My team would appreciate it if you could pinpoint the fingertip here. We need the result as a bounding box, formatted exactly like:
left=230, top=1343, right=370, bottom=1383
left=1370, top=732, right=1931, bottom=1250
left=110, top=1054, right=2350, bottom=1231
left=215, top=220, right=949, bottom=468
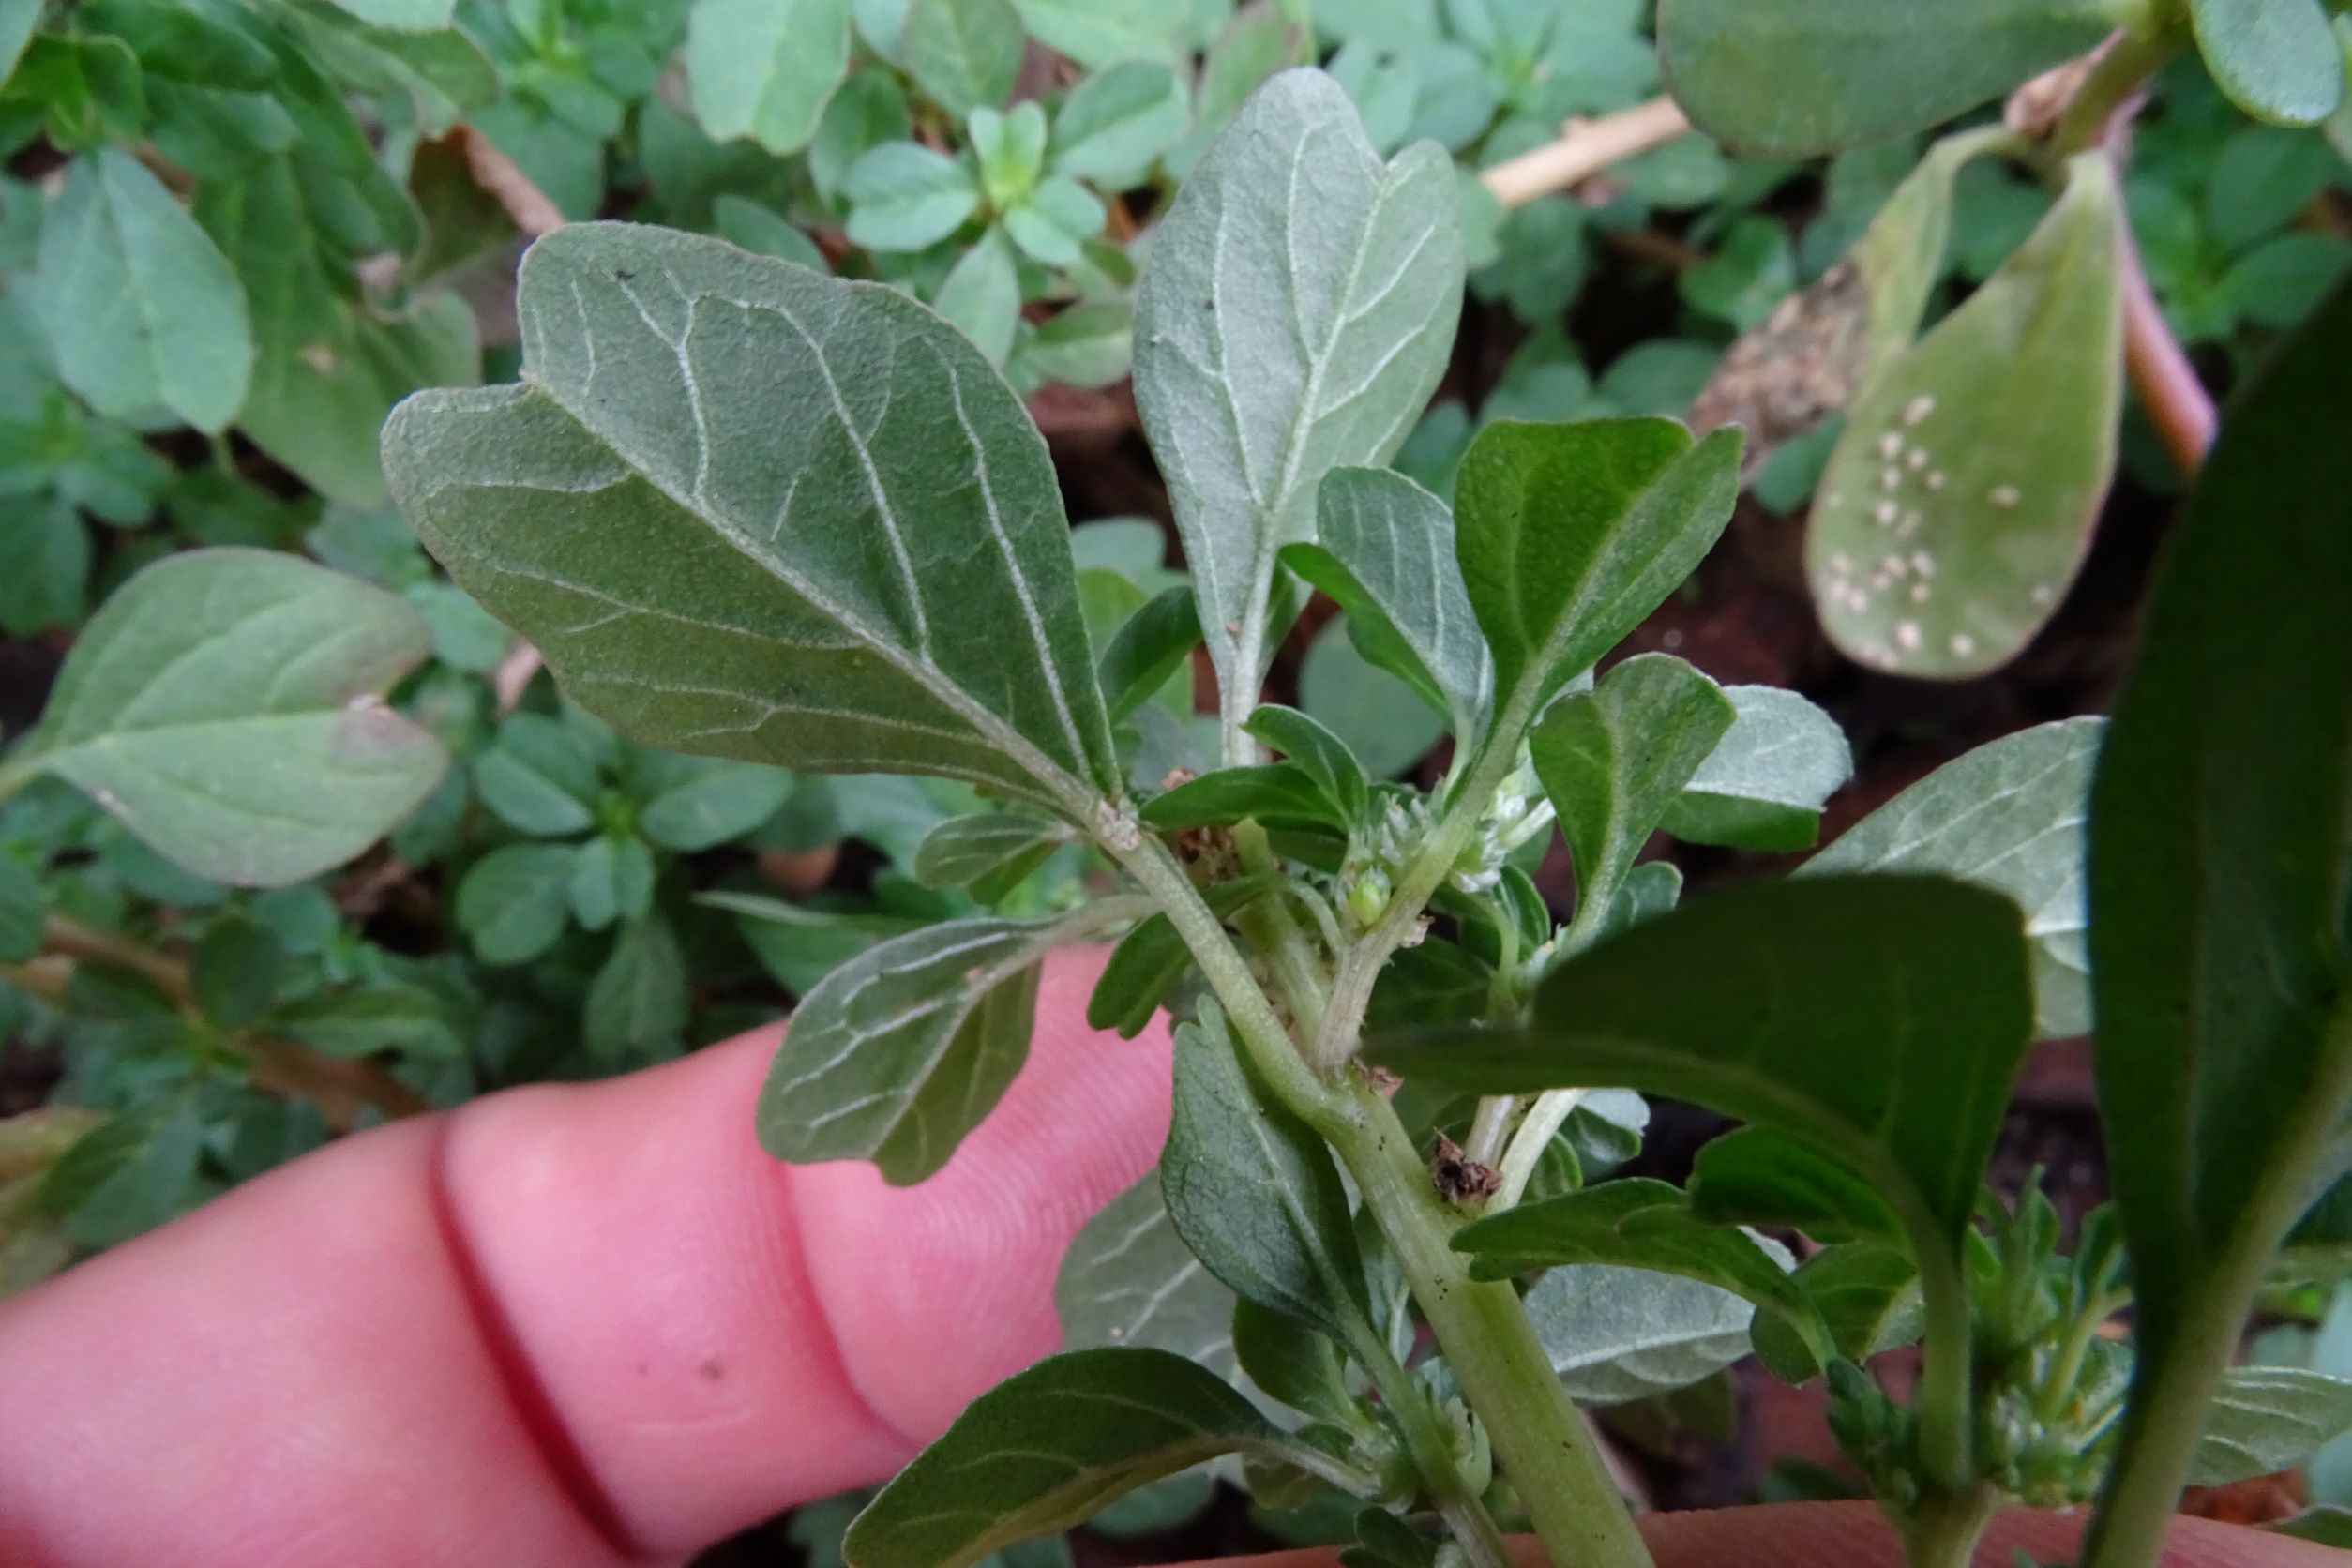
left=789, top=948, right=1175, bottom=1443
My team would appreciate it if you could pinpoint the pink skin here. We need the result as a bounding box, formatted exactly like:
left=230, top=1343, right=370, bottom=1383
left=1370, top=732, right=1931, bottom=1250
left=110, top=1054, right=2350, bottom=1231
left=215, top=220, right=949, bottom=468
left=0, top=952, right=2328, bottom=1568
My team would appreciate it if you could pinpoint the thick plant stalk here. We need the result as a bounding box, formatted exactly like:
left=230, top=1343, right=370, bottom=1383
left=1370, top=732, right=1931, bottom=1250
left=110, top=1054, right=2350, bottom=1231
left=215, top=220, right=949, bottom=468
left=2085, top=1003, right=2352, bottom=1568
left=1480, top=97, right=1693, bottom=208
left=1334, top=1079, right=1656, bottom=1568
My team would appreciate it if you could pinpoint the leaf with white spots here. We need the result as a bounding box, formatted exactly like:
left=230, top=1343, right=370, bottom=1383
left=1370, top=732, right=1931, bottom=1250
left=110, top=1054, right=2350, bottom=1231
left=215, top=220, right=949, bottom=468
left=755, top=912, right=1100, bottom=1184
left=1132, top=69, right=1464, bottom=749
left=1058, top=1169, right=1242, bottom=1379
left=383, top=224, right=1123, bottom=822
left=1661, top=686, right=1851, bottom=853
left=1805, top=154, right=2123, bottom=681
left=1806, top=717, right=2102, bottom=1038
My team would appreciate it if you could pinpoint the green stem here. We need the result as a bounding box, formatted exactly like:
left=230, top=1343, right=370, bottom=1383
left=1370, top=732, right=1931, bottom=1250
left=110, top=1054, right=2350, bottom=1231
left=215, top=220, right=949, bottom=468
left=1332, top=1078, right=1654, bottom=1568
left=2050, top=23, right=2184, bottom=158
left=1347, top=1323, right=1517, bottom=1568
left=2085, top=1002, right=2352, bottom=1568
left=1108, top=833, right=1343, bottom=1132
left=1462, top=1094, right=1519, bottom=1171
left=1493, top=1088, right=1587, bottom=1212
left=1315, top=723, right=1534, bottom=1070
left=1901, top=1485, right=2001, bottom=1568
left=1911, top=1220, right=1979, bottom=1495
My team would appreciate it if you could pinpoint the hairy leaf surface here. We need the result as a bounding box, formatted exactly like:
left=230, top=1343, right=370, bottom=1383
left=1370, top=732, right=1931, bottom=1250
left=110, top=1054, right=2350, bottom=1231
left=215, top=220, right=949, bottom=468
left=384, top=225, right=1120, bottom=819
left=1133, top=69, right=1462, bottom=718
left=1286, top=466, right=1492, bottom=739
left=1807, top=717, right=2100, bottom=1038
left=758, top=915, right=1083, bottom=1183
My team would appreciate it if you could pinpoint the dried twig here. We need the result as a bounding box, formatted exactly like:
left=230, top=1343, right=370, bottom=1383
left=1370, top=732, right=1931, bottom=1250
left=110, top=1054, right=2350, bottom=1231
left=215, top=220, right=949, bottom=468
left=29, top=915, right=430, bottom=1131
left=1479, top=96, right=1693, bottom=209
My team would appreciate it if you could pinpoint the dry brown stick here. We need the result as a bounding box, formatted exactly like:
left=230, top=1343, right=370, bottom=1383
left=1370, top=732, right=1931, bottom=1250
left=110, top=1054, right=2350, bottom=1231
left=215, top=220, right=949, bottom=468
left=1478, top=95, right=1693, bottom=208
left=30, top=915, right=431, bottom=1130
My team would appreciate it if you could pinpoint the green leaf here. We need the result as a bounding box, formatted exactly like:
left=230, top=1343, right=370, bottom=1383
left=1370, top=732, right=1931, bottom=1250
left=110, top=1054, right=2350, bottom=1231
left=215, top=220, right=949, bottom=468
left=1233, top=1297, right=1355, bottom=1424
left=810, top=68, right=912, bottom=204
left=2083, top=281, right=2352, bottom=1557
left=758, top=915, right=1079, bottom=1182
left=1455, top=1177, right=1829, bottom=1362
left=456, top=841, right=577, bottom=964
left=686, top=0, right=852, bottom=155
left=267, top=983, right=463, bottom=1059
left=190, top=915, right=283, bottom=1032
left=37, top=1100, right=203, bottom=1248
left=320, top=0, right=454, bottom=27
left=1659, top=686, right=1851, bottom=852
left=1284, top=466, right=1492, bottom=740
left=1026, top=301, right=1133, bottom=390
left=1003, top=176, right=1107, bottom=267
left=2269, top=1507, right=2352, bottom=1547
left=846, top=1347, right=1313, bottom=1568
left=475, top=714, right=601, bottom=837
left=384, top=225, right=1122, bottom=821
left=707, top=891, right=921, bottom=995
left=2190, top=1368, right=2352, bottom=1485
left=2193, top=0, right=2344, bottom=128
left=1805, top=717, right=2101, bottom=1039
left=712, top=196, right=828, bottom=271
left=585, top=915, right=689, bottom=1061
left=200, top=161, right=476, bottom=508
left=912, top=811, right=1065, bottom=892
left=1132, top=68, right=1463, bottom=721
left=1087, top=872, right=1284, bottom=1038
left=1524, top=1259, right=1761, bottom=1404
left=934, top=227, right=1020, bottom=367
left=1455, top=417, right=1743, bottom=736
left=1298, top=619, right=1448, bottom=782
left=1138, top=764, right=1352, bottom=836
left=1178, top=4, right=1313, bottom=172
left=1806, top=154, right=2124, bottom=680
left=0, top=855, right=39, bottom=963
left=1374, top=875, right=2035, bottom=1275
left=1244, top=705, right=1369, bottom=830
left=1012, top=0, right=1177, bottom=68
left=903, top=0, right=1025, bottom=116
left=1098, top=585, right=1200, bottom=723
left=1530, top=654, right=1733, bottom=917
left=0, top=0, right=36, bottom=82
left=0, top=497, right=90, bottom=637
left=1749, top=1240, right=1923, bottom=1383
left=1688, top=1124, right=1903, bottom=1244
left=1162, top=1002, right=1373, bottom=1344
left=1657, top=0, right=2117, bottom=158
left=972, top=103, right=1048, bottom=211
left=638, top=761, right=794, bottom=851
left=1058, top=1170, right=1242, bottom=1377
left=567, top=833, right=655, bottom=930
left=10, top=549, right=445, bottom=886
left=36, top=149, right=252, bottom=433
left=1052, top=61, right=1189, bottom=186
left=844, top=142, right=982, bottom=250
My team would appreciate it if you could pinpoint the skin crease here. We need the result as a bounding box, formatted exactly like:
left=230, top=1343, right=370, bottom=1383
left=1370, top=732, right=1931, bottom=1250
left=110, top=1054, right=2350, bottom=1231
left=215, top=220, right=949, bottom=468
left=0, top=951, right=2330, bottom=1568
